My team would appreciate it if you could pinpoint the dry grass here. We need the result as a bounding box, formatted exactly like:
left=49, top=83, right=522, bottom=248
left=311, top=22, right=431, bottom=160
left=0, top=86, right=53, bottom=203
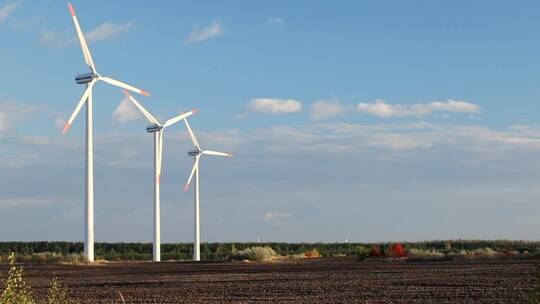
left=231, top=246, right=279, bottom=262
left=407, top=249, right=446, bottom=261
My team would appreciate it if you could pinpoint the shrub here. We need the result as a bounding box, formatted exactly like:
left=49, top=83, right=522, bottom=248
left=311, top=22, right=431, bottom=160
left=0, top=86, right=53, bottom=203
left=369, top=245, right=382, bottom=258
left=47, top=277, right=79, bottom=304
left=455, top=250, right=473, bottom=259
left=0, top=254, right=80, bottom=304
left=354, top=246, right=370, bottom=261
left=388, top=243, right=406, bottom=258
left=454, top=248, right=498, bottom=260
left=474, top=247, right=497, bottom=258
left=0, top=253, right=35, bottom=304
left=231, top=246, right=278, bottom=262
left=444, top=241, right=452, bottom=251
left=304, top=249, right=320, bottom=258
left=503, top=250, right=519, bottom=257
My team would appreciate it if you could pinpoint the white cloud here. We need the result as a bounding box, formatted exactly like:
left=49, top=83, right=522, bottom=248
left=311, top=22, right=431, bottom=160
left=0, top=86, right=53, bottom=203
left=20, top=135, right=52, bottom=145
left=264, top=211, right=292, bottom=220
left=86, top=22, right=134, bottom=43
left=3, top=121, right=540, bottom=241
left=0, top=112, right=7, bottom=134
left=40, top=21, right=134, bottom=48
left=0, top=198, right=53, bottom=207
left=267, top=17, right=284, bottom=25
left=508, top=125, right=530, bottom=131
left=233, top=112, right=248, bottom=120
left=429, top=100, right=480, bottom=113
left=113, top=98, right=141, bottom=123
left=184, top=20, right=224, bottom=44
left=357, top=99, right=480, bottom=118
left=0, top=101, right=38, bottom=135
left=10, top=14, right=38, bottom=30
left=0, top=3, right=17, bottom=23
left=39, top=28, right=72, bottom=48
left=233, top=121, right=540, bottom=156
left=248, top=98, right=302, bottom=114
left=310, top=100, right=345, bottom=120
left=55, top=117, right=66, bottom=131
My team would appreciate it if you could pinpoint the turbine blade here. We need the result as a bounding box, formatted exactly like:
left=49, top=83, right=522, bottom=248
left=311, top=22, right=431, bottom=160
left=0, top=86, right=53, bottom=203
left=68, top=3, right=96, bottom=72
left=184, top=155, right=200, bottom=192
left=100, top=76, right=150, bottom=96
left=63, top=81, right=95, bottom=134
left=163, top=109, right=198, bottom=128
left=183, top=118, right=201, bottom=150
left=202, top=150, right=233, bottom=157
left=121, top=90, right=159, bottom=124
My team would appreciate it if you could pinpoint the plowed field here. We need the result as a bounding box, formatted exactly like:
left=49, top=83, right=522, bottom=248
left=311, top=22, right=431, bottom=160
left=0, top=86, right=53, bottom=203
left=4, top=258, right=538, bottom=303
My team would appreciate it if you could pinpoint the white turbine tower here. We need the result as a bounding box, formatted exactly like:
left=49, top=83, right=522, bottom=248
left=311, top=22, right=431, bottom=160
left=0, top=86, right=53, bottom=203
left=122, top=90, right=198, bottom=262
left=183, top=117, right=232, bottom=261
left=63, top=3, right=150, bottom=262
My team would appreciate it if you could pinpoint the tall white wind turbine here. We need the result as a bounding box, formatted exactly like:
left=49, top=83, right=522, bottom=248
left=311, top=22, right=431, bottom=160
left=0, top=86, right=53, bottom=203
left=122, top=90, right=198, bottom=262
left=183, top=117, right=232, bottom=261
left=62, top=3, right=150, bottom=262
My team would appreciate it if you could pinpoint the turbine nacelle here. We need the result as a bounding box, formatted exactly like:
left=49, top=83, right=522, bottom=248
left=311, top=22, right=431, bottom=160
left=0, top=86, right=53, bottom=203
left=75, top=72, right=98, bottom=84
left=146, top=124, right=163, bottom=133
left=188, top=150, right=201, bottom=157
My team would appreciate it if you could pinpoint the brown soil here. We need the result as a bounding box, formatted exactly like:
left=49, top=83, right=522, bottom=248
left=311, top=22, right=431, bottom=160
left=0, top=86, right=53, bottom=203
left=3, top=258, right=538, bottom=303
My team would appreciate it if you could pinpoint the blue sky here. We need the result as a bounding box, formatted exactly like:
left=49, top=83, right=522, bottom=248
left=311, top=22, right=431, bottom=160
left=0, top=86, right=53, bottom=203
left=1, top=1, right=539, bottom=242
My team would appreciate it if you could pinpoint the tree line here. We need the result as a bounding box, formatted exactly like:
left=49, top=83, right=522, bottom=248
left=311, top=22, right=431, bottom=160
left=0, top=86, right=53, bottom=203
left=0, top=240, right=538, bottom=262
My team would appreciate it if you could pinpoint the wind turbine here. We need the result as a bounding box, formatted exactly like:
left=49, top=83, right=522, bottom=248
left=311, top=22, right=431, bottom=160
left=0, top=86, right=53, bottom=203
left=122, top=90, right=198, bottom=262
left=183, top=117, right=232, bottom=261
left=62, top=3, right=150, bottom=262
